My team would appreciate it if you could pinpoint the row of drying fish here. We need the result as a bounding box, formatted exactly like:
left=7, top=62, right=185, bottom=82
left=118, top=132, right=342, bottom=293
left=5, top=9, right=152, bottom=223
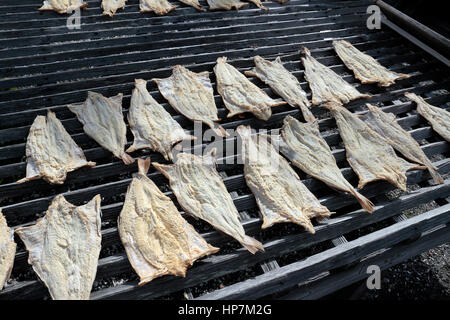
left=40, top=0, right=281, bottom=16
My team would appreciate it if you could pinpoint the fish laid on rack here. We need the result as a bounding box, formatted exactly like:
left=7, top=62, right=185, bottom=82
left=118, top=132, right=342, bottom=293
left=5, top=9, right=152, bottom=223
left=0, top=210, right=16, bottom=291
left=237, top=125, right=331, bottom=232
left=15, top=195, right=102, bottom=300
left=245, top=56, right=315, bottom=122
left=17, top=110, right=95, bottom=185
left=214, top=57, right=287, bottom=120
left=333, top=40, right=410, bottom=87
left=127, top=79, right=195, bottom=161
left=179, top=0, right=206, bottom=11
left=301, top=47, right=371, bottom=105
left=102, top=0, right=127, bottom=16
left=405, top=92, right=450, bottom=142
left=118, top=158, right=219, bottom=285
left=324, top=102, right=425, bottom=191
left=69, top=91, right=135, bottom=165
left=39, top=0, right=88, bottom=14
left=207, top=0, right=248, bottom=10
left=139, top=0, right=177, bottom=15
left=363, top=103, right=443, bottom=184
left=270, top=116, right=374, bottom=213
left=153, top=65, right=228, bottom=137
left=153, top=150, right=264, bottom=254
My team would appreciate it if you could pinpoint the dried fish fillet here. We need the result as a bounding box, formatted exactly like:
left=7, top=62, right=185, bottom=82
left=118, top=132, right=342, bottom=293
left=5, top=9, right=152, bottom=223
left=301, top=47, right=371, bottom=105
left=405, top=92, right=450, bottom=142
left=102, top=0, right=127, bottom=16
left=139, top=0, right=176, bottom=15
left=207, top=0, right=248, bottom=11
left=237, top=126, right=331, bottom=232
left=0, top=210, right=16, bottom=291
left=324, top=102, right=424, bottom=191
left=118, top=158, right=218, bottom=285
left=69, top=91, right=135, bottom=165
left=127, top=79, right=195, bottom=161
left=245, top=56, right=315, bottom=122
left=15, top=195, right=102, bottom=300
left=333, top=40, right=410, bottom=87
left=39, top=0, right=87, bottom=13
left=153, top=65, right=228, bottom=137
left=270, top=116, right=374, bottom=212
left=363, top=103, right=443, bottom=185
left=153, top=150, right=264, bottom=254
left=179, top=0, right=206, bottom=11
left=17, top=110, right=95, bottom=185
left=215, top=57, right=287, bottom=120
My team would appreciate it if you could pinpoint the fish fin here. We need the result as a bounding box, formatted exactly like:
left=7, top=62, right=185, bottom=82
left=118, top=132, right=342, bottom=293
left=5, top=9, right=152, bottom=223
left=244, top=69, right=257, bottom=77
left=350, top=189, right=374, bottom=213
left=152, top=162, right=175, bottom=179
left=240, top=235, right=264, bottom=254
left=427, top=165, right=444, bottom=184
left=121, top=153, right=135, bottom=165
left=137, top=157, right=151, bottom=176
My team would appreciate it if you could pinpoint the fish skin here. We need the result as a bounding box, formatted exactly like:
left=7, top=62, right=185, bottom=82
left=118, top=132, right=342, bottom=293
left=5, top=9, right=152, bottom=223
left=15, top=195, right=102, bottom=300
left=17, top=110, right=95, bottom=185
left=405, top=92, right=450, bottom=143
left=237, top=125, right=331, bottom=232
left=153, top=150, right=264, bottom=254
left=102, top=0, right=127, bottom=16
left=153, top=65, right=228, bottom=137
left=178, top=0, right=206, bottom=11
left=127, top=79, right=195, bottom=161
left=324, top=102, right=425, bottom=191
left=206, top=0, right=248, bottom=10
left=270, top=116, right=374, bottom=213
left=363, top=103, right=443, bottom=185
left=118, top=158, right=219, bottom=285
left=139, top=0, right=177, bottom=15
left=300, top=46, right=372, bottom=106
left=214, top=57, right=287, bottom=121
left=333, top=40, right=410, bottom=87
left=245, top=56, right=315, bottom=122
left=39, top=0, right=88, bottom=14
left=0, top=210, right=16, bottom=291
left=69, top=91, right=135, bottom=165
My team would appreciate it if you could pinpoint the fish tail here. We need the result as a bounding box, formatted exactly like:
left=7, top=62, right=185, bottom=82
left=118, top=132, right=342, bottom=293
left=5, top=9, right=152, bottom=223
left=240, top=235, right=264, bottom=254
left=427, top=165, right=444, bottom=184
left=121, top=152, right=135, bottom=165
left=350, top=189, right=374, bottom=213
left=137, top=157, right=151, bottom=176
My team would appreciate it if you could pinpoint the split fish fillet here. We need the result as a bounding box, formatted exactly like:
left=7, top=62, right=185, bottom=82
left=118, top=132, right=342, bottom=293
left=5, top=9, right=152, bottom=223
left=179, top=0, right=206, bottom=11
left=324, top=102, right=424, bottom=191
left=15, top=195, right=102, bottom=300
left=102, top=0, right=127, bottom=16
left=333, top=40, right=410, bottom=87
left=17, top=110, right=95, bottom=185
left=127, top=79, right=195, bottom=161
left=301, top=47, right=372, bottom=105
left=153, top=65, right=228, bottom=137
left=245, top=56, right=315, bottom=122
left=214, top=57, right=287, bottom=120
left=207, top=0, right=248, bottom=11
left=39, top=0, right=88, bottom=14
left=118, top=158, right=219, bottom=285
left=237, top=125, right=331, bottom=232
left=0, top=210, right=16, bottom=291
left=270, top=116, right=374, bottom=213
left=139, top=0, right=176, bottom=15
left=405, top=92, right=450, bottom=142
left=69, top=91, right=135, bottom=165
left=363, top=103, right=443, bottom=184
left=153, top=150, right=264, bottom=254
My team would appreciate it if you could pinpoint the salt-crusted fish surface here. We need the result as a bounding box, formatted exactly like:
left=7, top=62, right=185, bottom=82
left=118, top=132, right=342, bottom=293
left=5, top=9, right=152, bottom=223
left=102, top=0, right=127, bottom=16
left=118, top=158, right=219, bottom=285
left=139, top=0, right=176, bottom=15
left=69, top=91, right=135, bottom=165
left=39, top=0, right=88, bottom=14
left=15, top=195, right=102, bottom=300
left=207, top=0, right=248, bottom=10
left=245, top=56, right=315, bottom=122
left=301, top=47, right=371, bottom=105
left=363, top=103, right=443, bottom=185
left=324, top=102, right=424, bottom=191
left=153, top=150, right=264, bottom=254
left=179, top=0, right=206, bottom=11
left=0, top=210, right=16, bottom=291
left=333, top=40, right=410, bottom=87
left=237, top=126, right=331, bottom=232
left=153, top=65, right=228, bottom=137
left=17, top=110, right=95, bottom=185
left=214, top=57, right=287, bottom=120
left=127, top=79, right=195, bottom=161
left=270, top=116, right=374, bottom=213
left=405, top=92, right=450, bottom=142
